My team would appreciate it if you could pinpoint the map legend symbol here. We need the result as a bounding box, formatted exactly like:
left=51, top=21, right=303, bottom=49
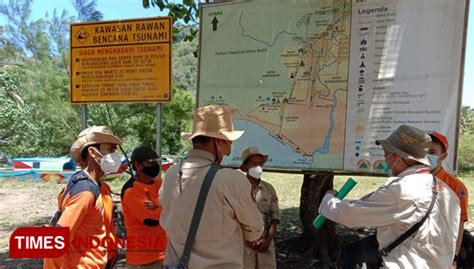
left=212, top=17, right=219, bottom=31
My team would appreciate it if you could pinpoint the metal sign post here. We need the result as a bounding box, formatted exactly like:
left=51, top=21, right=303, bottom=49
left=80, top=105, right=88, bottom=130
left=156, top=104, right=162, bottom=176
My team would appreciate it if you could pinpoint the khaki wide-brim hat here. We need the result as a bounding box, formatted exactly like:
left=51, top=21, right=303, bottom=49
left=181, top=105, right=244, bottom=141
left=375, top=124, right=431, bottom=166
left=70, top=125, right=123, bottom=161
left=241, top=147, right=268, bottom=164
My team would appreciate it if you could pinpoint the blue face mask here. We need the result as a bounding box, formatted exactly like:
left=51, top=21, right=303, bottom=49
left=426, top=154, right=439, bottom=169
left=381, top=161, right=393, bottom=177
left=382, top=152, right=398, bottom=177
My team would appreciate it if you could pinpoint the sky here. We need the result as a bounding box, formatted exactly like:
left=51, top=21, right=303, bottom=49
left=463, top=1, right=474, bottom=108
left=35, top=0, right=163, bottom=20
left=0, top=0, right=473, bottom=108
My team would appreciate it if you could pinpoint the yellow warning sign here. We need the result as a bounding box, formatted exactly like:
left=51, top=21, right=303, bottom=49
left=70, top=17, right=172, bottom=104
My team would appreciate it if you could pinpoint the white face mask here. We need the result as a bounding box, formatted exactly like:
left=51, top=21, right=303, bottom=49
left=99, top=152, right=122, bottom=174
left=248, top=166, right=263, bottom=179
left=215, top=140, right=231, bottom=165
left=219, top=155, right=227, bottom=165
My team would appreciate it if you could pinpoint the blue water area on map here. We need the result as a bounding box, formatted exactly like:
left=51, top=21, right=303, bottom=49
left=313, top=89, right=343, bottom=155
left=224, top=119, right=311, bottom=169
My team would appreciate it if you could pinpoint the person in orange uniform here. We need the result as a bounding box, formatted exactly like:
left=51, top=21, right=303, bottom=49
left=44, top=126, right=123, bottom=268
left=427, top=131, right=469, bottom=267
left=121, top=146, right=167, bottom=268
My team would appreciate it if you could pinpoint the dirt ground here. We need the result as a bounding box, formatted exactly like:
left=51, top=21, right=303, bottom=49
left=0, top=181, right=327, bottom=268
left=0, top=184, right=63, bottom=251
left=0, top=182, right=60, bottom=268
left=0, top=183, right=309, bottom=268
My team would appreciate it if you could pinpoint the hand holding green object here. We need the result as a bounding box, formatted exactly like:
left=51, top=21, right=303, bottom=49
left=312, top=178, right=358, bottom=229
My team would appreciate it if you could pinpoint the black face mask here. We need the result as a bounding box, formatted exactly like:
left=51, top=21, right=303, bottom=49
left=142, top=163, right=161, bottom=178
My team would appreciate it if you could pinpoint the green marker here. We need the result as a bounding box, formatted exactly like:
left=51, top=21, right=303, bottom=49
left=313, top=177, right=357, bottom=229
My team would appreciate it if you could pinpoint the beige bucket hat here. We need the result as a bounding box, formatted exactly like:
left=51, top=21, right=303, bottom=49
left=375, top=125, right=431, bottom=166
left=241, top=147, right=268, bottom=164
left=70, top=125, right=123, bottom=161
left=181, top=105, right=244, bottom=141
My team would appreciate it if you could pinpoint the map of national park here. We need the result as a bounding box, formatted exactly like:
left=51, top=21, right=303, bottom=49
left=199, top=0, right=351, bottom=169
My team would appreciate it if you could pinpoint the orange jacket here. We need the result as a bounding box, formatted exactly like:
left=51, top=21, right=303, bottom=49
left=121, top=177, right=166, bottom=265
left=44, top=171, right=118, bottom=268
left=435, top=168, right=469, bottom=222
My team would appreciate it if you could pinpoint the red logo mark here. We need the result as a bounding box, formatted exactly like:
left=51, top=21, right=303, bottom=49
left=9, top=227, right=69, bottom=258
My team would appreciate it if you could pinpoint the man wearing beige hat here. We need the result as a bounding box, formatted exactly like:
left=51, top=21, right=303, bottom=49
left=160, top=105, right=264, bottom=269
left=240, top=147, right=280, bottom=269
left=44, top=126, right=123, bottom=269
left=318, top=125, right=460, bottom=269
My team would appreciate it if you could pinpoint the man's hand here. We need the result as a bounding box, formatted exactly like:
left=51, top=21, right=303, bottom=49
left=246, top=239, right=263, bottom=250
left=245, top=240, right=256, bottom=249
left=257, top=238, right=271, bottom=252
left=451, top=255, right=458, bottom=269
left=144, top=200, right=158, bottom=210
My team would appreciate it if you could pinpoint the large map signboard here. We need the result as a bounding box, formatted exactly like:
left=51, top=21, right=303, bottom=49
left=70, top=17, right=172, bottom=104
left=198, top=0, right=467, bottom=173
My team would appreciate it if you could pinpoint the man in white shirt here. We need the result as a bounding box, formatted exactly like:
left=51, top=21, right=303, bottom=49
left=319, top=125, right=460, bottom=269
left=160, top=105, right=263, bottom=269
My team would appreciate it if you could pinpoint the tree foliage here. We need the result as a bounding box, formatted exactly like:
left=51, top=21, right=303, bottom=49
left=458, top=133, right=474, bottom=172
left=83, top=88, right=194, bottom=155
left=0, top=0, right=197, bottom=157
left=458, top=106, right=474, bottom=172
left=460, top=106, right=474, bottom=136
left=0, top=0, right=51, bottom=62
left=72, top=0, right=103, bottom=22
left=173, top=27, right=198, bottom=91
left=142, top=0, right=199, bottom=42
left=0, top=95, right=41, bottom=155
left=46, top=8, right=74, bottom=75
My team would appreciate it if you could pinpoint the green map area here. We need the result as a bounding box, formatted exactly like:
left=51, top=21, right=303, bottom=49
left=199, top=0, right=351, bottom=170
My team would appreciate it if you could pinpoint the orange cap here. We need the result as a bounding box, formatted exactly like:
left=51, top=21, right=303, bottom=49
left=429, top=131, right=449, bottom=152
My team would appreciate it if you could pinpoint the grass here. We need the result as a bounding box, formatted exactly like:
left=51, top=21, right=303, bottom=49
left=1, top=169, right=472, bottom=226
left=0, top=220, right=9, bottom=228
left=261, top=172, right=384, bottom=209
left=0, top=177, right=65, bottom=193
left=0, top=177, right=38, bottom=188
left=107, top=170, right=473, bottom=224
left=106, top=173, right=131, bottom=194
left=263, top=172, right=303, bottom=209
left=460, top=174, right=474, bottom=223
left=263, top=172, right=474, bottom=228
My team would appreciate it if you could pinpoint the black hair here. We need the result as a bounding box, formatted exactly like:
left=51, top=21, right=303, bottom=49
left=80, top=144, right=100, bottom=161
left=191, top=136, right=213, bottom=145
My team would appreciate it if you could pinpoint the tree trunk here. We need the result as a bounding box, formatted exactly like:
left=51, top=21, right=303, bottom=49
left=298, top=171, right=339, bottom=268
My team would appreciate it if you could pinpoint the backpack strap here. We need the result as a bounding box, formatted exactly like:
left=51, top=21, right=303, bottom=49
left=50, top=171, right=99, bottom=226
left=178, top=164, right=220, bottom=268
